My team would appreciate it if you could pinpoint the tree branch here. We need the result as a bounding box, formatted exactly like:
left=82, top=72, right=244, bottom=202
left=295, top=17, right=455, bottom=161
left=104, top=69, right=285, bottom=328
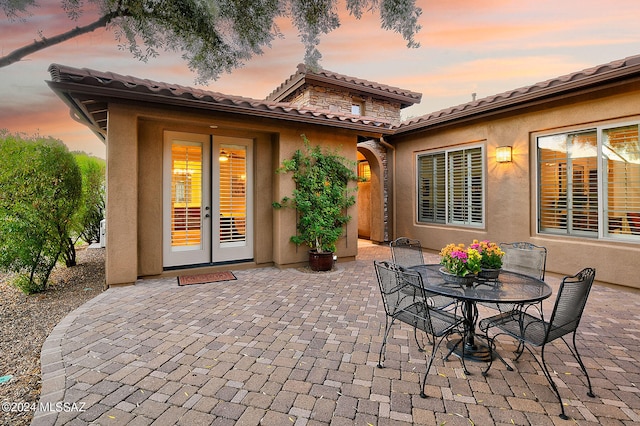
left=0, top=13, right=117, bottom=68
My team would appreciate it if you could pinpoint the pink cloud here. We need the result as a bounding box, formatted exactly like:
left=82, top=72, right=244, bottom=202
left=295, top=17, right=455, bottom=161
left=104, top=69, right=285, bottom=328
left=3, top=0, right=640, bottom=159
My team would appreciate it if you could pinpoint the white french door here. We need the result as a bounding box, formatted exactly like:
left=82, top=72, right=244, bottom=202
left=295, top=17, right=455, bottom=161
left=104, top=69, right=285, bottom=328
left=213, top=136, right=253, bottom=262
left=163, top=131, right=253, bottom=268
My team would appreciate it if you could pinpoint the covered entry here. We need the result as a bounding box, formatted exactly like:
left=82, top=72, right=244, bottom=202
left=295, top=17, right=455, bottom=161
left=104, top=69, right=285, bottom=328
left=357, top=140, right=388, bottom=243
left=163, top=131, right=253, bottom=268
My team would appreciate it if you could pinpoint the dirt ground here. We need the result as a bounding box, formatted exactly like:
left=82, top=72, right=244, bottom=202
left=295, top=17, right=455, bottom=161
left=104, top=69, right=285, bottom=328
left=0, top=247, right=105, bottom=426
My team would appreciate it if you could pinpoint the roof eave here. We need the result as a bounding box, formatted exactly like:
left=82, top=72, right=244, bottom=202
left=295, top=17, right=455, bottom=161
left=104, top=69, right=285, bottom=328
left=46, top=80, right=395, bottom=136
left=47, top=81, right=107, bottom=142
left=265, top=73, right=305, bottom=102
left=396, top=63, right=640, bottom=135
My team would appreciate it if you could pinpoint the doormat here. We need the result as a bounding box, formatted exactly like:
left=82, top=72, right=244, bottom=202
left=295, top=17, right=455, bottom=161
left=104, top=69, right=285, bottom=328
left=177, top=271, right=236, bottom=286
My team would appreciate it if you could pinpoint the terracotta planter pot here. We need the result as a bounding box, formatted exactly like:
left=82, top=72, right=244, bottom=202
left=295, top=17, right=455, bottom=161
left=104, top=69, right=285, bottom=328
left=309, top=250, right=334, bottom=271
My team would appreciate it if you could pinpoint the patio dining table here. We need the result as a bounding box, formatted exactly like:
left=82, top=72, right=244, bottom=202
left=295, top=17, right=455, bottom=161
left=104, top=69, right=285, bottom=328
left=409, top=264, right=552, bottom=363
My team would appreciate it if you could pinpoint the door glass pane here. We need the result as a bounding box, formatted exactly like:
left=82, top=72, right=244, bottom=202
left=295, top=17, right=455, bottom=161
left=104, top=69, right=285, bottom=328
left=219, top=145, right=247, bottom=244
left=171, top=142, right=203, bottom=250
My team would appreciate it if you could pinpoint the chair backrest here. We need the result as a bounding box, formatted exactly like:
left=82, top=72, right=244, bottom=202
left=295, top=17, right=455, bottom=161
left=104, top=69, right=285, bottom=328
left=390, top=237, right=424, bottom=268
left=374, top=260, right=412, bottom=317
left=545, top=267, right=596, bottom=343
left=374, top=261, right=436, bottom=334
left=499, top=242, right=547, bottom=280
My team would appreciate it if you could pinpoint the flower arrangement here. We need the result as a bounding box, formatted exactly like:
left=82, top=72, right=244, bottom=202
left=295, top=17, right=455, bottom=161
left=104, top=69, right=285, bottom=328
left=439, top=243, right=482, bottom=277
left=469, top=240, right=505, bottom=269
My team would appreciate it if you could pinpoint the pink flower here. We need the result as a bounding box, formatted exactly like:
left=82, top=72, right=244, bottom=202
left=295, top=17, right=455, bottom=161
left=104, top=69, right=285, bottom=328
left=451, top=250, right=468, bottom=262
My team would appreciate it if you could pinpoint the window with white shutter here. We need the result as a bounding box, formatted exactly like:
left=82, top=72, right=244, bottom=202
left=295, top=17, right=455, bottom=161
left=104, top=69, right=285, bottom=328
left=417, top=146, right=484, bottom=226
left=537, top=122, right=640, bottom=240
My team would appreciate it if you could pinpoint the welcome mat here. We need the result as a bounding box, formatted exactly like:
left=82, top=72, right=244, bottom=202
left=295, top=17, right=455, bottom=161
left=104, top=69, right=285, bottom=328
left=177, top=271, right=236, bottom=286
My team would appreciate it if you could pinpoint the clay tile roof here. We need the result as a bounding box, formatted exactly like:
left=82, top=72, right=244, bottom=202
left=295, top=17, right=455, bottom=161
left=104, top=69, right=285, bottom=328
left=266, top=63, right=422, bottom=108
left=47, top=64, right=395, bottom=138
left=397, top=54, right=640, bottom=133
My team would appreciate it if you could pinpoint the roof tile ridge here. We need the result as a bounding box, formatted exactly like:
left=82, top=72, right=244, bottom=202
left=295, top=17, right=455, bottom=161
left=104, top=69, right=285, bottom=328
left=398, top=53, right=640, bottom=129
left=307, top=66, right=422, bottom=99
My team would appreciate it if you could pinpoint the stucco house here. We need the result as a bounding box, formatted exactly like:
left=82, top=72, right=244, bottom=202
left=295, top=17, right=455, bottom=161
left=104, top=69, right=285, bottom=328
left=47, top=55, right=640, bottom=289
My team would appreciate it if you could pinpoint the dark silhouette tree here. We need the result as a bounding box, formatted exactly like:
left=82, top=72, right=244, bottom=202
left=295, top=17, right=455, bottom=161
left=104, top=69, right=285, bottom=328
left=1, top=0, right=421, bottom=82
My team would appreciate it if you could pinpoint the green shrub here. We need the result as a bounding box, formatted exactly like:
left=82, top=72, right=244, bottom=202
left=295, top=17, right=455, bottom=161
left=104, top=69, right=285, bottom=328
left=73, top=153, right=105, bottom=244
left=0, top=130, right=81, bottom=294
left=273, top=135, right=359, bottom=253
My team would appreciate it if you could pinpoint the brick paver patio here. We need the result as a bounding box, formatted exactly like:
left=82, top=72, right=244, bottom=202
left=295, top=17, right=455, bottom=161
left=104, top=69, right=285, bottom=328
left=33, top=242, right=640, bottom=425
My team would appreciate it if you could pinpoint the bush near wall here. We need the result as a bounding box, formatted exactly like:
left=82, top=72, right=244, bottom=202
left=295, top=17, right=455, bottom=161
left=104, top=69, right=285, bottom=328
left=0, top=130, right=81, bottom=294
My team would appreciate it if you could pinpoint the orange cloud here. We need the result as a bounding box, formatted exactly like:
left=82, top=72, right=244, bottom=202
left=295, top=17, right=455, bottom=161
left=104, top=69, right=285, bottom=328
left=1, top=104, right=105, bottom=157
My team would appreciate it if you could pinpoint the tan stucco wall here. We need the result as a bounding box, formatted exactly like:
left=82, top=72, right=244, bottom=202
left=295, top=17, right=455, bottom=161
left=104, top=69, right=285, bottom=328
left=105, top=104, right=139, bottom=285
left=391, top=84, right=640, bottom=289
left=358, top=181, right=371, bottom=238
left=104, top=103, right=361, bottom=286
left=271, top=127, right=359, bottom=267
left=136, top=115, right=278, bottom=277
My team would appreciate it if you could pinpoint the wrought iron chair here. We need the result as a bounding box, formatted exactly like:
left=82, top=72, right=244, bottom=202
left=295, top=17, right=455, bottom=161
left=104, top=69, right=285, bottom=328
left=374, top=260, right=467, bottom=398
left=476, top=242, right=547, bottom=369
left=500, top=241, right=547, bottom=280
left=478, top=242, right=548, bottom=313
left=390, top=237, right=457, bottom=311
left=480, top=267, right=596, bottom=420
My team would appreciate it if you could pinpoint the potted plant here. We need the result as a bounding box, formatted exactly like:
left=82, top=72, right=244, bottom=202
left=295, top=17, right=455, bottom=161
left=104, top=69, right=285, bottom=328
left=439, top=243, right=482, bottom=285
left=273, top=135, right=359, bottom=271
left=470, top=239, right=505, bottom=279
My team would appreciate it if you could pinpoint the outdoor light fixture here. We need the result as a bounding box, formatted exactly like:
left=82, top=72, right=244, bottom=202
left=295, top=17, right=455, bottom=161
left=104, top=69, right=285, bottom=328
left=496, top=146, right=512, bottom=163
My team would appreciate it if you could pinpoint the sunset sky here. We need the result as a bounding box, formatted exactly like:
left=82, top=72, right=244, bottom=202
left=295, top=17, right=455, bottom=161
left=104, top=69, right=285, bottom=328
left=1, top=0, right=639, bottom=159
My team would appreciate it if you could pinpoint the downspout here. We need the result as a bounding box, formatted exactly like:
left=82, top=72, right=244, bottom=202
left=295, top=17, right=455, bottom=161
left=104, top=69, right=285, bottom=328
left=378, top=136, right=396, bottom=241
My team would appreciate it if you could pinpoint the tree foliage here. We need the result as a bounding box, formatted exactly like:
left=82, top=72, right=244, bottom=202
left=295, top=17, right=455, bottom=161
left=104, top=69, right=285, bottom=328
left=273, top=135, right=359, bottom=253
left=72, top=153, right=105, bottom=245
left=0, top=130, right=82, bottom=294
left=1, top=0, right=422, bottom=82
left=60, top=152, right=105, bottom=267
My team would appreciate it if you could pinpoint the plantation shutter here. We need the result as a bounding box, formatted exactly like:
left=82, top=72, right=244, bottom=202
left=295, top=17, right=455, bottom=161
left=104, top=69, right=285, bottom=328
left=219, top=145, right=247, bottom=244
left=538, top=134, right=568, bottom=232
left=538, top=130, right=597, bottom=235
left=447, top=147, right=483, bottom=226
left=603, top=124, right=640, bottom=235
left=170, top=142, right=203, bottom=248
left=568, top=133, right=598, bottom=234
left=417, top=153, right=446, bottom=223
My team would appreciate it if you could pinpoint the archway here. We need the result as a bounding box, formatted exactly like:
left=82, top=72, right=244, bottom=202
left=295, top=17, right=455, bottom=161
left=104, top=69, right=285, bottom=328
left=357, top=141, right=388, bottom=243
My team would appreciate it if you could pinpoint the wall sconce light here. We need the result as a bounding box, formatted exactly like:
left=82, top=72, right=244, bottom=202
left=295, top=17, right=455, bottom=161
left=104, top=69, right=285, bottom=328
left=496, top=146, right=512, bottom=163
